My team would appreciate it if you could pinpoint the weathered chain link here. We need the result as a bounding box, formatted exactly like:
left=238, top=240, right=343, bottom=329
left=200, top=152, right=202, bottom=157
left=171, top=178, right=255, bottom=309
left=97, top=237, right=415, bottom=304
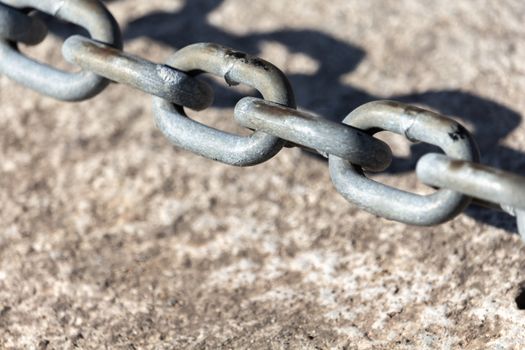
left=329, top=100, right=480, bottom=226
left=0, top=0, right=122, bottom=101
left=62, top=35, right=214, bottom=111
left=234, top=97, right=392, bottom=172
left=152, top=42, right=296, bottom=166
left=1, top=0, right=524, bottom=238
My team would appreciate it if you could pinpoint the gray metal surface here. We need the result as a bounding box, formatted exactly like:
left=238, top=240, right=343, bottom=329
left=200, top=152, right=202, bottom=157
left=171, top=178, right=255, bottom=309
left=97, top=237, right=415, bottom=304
left=234, top=97, right=392, bottom=172
left=0, top=0, right=524, bottom=238
left=152, top=43, right=296, bottom=167
left=329, top=100, right=480, bottom=226
left=416, top=152, right=525, bottom=235
left=416, top=153, right=525, bottom=211
left=0, top=0, right=122, bottom=101
left=63, top=35, right=213, bottom=111
left=0, top=3, right=47, bottom=45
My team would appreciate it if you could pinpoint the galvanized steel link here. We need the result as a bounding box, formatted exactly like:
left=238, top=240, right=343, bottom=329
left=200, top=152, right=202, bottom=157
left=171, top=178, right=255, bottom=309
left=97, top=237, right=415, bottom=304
left=234, top=97, right=392, bottom=172
left=152, top=43, right=296, bottom=167
left=0, top=0, right=122, bottom=101
left=416, top=153, right=525, bottom=237
left=62, top=35, right=214, bottom=111
left=416, top=153, right=525, bottom=212
left=329, top=100, right=480, bottom=226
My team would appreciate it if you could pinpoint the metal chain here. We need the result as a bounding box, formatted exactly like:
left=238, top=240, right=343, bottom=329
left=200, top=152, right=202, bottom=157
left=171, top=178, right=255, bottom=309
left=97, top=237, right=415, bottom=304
left=1, top=0, right=524, bottom=238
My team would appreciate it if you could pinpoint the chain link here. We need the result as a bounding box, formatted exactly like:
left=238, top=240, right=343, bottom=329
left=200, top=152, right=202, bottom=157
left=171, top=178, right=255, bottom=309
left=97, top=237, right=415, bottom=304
left=234, top=97, right=392, bottom=172
left=152, top=42, right=296, bottom=166
left=1, top=0, right=524, bottom=238
left=416, top=153, right=525, bottom=213
left=0, top=0, right=122, bottom=101
left=0, top=3, right=47, bottom=45
left=62, top=35, right=214, bottom=110
left=329, top=100, right=480, bottom=226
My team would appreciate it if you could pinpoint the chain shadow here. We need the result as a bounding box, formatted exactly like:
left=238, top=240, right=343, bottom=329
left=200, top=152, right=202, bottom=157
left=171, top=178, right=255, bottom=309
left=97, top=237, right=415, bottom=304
left=46, top=0, right=524, bottom=232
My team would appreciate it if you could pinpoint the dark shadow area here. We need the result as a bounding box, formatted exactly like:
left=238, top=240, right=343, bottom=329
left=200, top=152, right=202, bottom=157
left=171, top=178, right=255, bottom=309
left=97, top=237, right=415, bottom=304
left=516, top=283, right=525, bottom=310
left=32, top=13, right=89, bottom=38
left=43, top=0, right=524, bottom=232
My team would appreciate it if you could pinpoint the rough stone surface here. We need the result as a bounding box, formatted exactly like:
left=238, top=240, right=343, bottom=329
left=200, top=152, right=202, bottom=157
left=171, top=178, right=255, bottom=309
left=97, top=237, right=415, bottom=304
left=1, top=0, right=525, bottom=349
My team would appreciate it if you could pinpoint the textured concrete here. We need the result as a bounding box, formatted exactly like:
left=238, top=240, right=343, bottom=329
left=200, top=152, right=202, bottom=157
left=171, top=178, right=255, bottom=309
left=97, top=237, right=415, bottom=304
left=1, top=0, right=525, bottom=348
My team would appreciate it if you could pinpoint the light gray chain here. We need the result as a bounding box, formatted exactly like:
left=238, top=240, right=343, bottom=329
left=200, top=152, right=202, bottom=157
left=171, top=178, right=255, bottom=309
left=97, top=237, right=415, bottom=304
left=1, top=0, right=524, bottom=238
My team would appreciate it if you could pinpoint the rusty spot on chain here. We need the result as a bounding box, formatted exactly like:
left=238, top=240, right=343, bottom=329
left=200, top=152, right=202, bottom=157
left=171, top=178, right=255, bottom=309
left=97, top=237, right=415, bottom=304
left=249, top=100, right=309, bottom=121
left=225, top=50, right=247, bottom=60
left=447, top=158, right=503, bottom=176
left=255, top=101, right=291, bottom=117
left=81, top=41, right=119, bottom=60
left=381, top=100, right=404, bottom=109
left=403, top=104, right=426, bottom=116
left=78, top=0, right=101, bottom=14
left=447, top=158, right=465, bottom=171
left=250, top=58, right=270, bottom=71
left=381, top=101, right=429, bottom=118
left=225, top=49, right=270, bottom=71
left=380, top=100, right=425, bottom=116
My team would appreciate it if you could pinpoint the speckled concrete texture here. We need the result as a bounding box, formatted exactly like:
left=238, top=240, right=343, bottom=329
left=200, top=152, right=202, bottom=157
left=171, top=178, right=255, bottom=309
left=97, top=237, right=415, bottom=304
left=1, top=0, right=525, bottom=349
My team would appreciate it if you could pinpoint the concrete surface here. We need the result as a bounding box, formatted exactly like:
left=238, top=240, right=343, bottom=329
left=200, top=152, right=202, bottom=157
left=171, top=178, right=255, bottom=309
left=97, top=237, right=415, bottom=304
left=1, top=0, right=525, bottom=348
